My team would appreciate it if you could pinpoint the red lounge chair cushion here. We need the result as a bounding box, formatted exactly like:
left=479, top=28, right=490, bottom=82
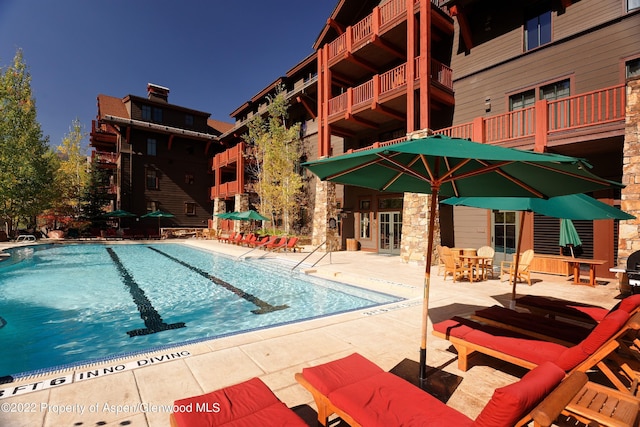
left=329, top=371, right=475, bottom=427
left=619, top=294, right=640, bottom=314
left=433, top=317, right=568, bottom=365
left=171, top=377, right=305, bottom=427
left=555, top=309, right=630, bottom=371
left=473, top=361, right=565, bottom=427
left=301, top=353, right=384, bottom=396
left=517, top=295, right=609, bottom=322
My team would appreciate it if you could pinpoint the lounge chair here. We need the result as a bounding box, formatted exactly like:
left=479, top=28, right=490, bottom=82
left=432, top=310, right=640, bottom=393
left=516, top=294, right=619, bottom=324
left=249, top=235, right=273, bottom=248
left=238, top=233, right=255, bottom=246
left=471, top=295, right=640, bottom=345
left=531, top=370, right=639, bottom=427
left=266, top=237, right=288, bottom=251
left=501, top=249, right=535, bottom=286
left=278, top=236, right=299, bottom=252
left=295, top=352, right=565, bottom=427
left=231, top=233, right=244, bottom=245
left=218, top=231, right=235, bottom=244
left=169, top=377, right=306, bottom=427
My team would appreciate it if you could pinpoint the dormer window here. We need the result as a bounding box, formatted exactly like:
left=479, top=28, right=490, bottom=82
left=185, top=114, right=194, bottom=126
left=152, top=107, right=163, bottom=123
left=142, top=105, right=152, bottom=120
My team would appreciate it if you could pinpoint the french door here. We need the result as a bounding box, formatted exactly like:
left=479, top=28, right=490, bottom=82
left=379, top=211, right=402, bottom=255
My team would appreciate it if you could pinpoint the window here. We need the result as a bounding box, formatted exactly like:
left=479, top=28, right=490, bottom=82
left=185, top=174, right=194, bottom=184
left=146, top=169, right=158, bottom=190
left=185, top=114, right=194, bottom=126
left=185, top=202, right=196, bottom=216
left=152, top=107, right=163, bottom=123
left=540, top=79, right=570, bottom=101
left=627, top=58, right=640, bottom=79
left=142, top=105, right=151, bottom=120
left=524, top=8, right=551, bottom=51
left=629, top=0, right=640, bottom=12
left=147, top=138, right=157, bottom=156
left=509, top=89, right=535, bottom=111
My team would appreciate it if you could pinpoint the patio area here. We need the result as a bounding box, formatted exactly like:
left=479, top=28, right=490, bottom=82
left=0, top=239, right=625, bottom=426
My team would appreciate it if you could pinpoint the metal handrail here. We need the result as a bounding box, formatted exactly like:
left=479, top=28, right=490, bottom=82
left=291, top=240, right=329, bottom=271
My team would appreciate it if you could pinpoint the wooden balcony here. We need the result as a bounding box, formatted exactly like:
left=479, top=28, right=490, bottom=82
left=210, top=180, right=240, bottom=199
left=92, top=151, right=119, bottom=166
left=327, top=58, right=452, bottom=119
left=326, top=0, right=449, bottom=65
left=346, top=84, right=626, bottom=153
left=212, top=142, right=244, bottom=169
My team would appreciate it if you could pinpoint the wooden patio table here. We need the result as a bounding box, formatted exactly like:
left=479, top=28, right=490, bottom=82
left=562, top=258, right=607, bottom=287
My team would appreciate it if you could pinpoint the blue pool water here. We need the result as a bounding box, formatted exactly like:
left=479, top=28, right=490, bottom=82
left=0, top=243, right=400, bottom=378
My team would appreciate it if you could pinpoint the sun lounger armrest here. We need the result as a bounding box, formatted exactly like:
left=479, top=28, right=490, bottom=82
left=529, top=371, right=588, bottom=427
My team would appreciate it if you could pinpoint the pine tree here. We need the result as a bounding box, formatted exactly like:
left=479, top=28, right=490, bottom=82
left=0, top=50, right=57, bottom=235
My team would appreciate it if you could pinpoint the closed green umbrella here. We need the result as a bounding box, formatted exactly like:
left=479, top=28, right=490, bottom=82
left=304, top=133, right=623, bottom=382
left=559, top=218, right=582, bottom=256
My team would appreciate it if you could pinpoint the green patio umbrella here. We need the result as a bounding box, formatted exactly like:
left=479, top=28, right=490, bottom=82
left=442, top=194, right=634, bottom=303
left=303, top=133, right=623, bottom=382
left=234, top=210, right=269, bottom=221
left=215, top=211, right=239, bottom=219
left=101, top=209, right=137, bottom=218
left=141, top=210, right=175, bottom=232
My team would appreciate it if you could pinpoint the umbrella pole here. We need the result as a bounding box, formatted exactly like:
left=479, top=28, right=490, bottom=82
left=420, top=186, right=439, bottom=381
left=510, top=211, right=526, bottom=309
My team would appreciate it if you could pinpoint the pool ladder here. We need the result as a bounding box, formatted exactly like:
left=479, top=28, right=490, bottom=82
left=291, top=240, right=330, bottom=271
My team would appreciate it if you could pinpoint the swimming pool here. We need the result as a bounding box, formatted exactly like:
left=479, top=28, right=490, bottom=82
left=0, top=243, right=400, bottom=379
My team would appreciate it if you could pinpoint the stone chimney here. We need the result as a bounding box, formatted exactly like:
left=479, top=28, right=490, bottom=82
left=147, top=83, right=169, bottom=103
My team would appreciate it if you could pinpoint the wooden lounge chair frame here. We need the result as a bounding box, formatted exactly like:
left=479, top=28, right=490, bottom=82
left=530, top=370, right=640, bottom=427
left=432, top=312, right=640, bottom=393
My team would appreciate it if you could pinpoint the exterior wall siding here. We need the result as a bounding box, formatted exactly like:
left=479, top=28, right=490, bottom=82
left=451, top=206, right=488, bottom=250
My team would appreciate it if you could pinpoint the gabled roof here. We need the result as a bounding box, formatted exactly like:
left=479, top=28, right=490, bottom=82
left=207, top=118, right=234, bottom=134
left=97, top=94, right=129, bottom=120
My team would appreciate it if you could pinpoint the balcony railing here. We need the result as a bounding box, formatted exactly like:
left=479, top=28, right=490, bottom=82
left=211, top=181, right=239, bottom=199
left=349, top=83, right=625, bottom=152
left=326, top=0, right=446, bottom=63
left=92, top=151, right=119, bottom=164
left=327, top=57, right=452, bottom=117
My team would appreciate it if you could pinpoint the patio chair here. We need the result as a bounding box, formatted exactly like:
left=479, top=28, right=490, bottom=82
left=476, top=245, right=495, bottom=279
left=169, top=377, right=306, bottom=427
left=442, top=250, right=473, bottom=282
left=500, top=249, right=535, bottom=286
left=436, top=245, right=450, bottom=276
left=238, top=233, right=255, bottom=246
left=295, top=352, right=566, bottom=427
left=249, top=235, right=273, bottom=248
left=231, top=233, right=244, bottom=245
left=432, top=310, right=640, bottom=393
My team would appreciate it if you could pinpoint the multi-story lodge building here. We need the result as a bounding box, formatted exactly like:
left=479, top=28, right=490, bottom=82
left=89, top=83, right=232, bottom=235
left=304, top=0, right=639, bottom=279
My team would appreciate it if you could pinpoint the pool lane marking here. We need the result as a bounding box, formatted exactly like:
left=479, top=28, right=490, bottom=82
left=106, top=248, right=186, bottom=337
left=147, top=246, right=288, bottom=315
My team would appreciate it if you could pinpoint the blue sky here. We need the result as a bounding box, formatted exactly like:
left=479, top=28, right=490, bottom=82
left=0, top=0, right=336, bottom=148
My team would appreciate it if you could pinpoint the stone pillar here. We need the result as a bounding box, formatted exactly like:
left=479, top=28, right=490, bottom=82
left=235, top=194, right=250, bottom=233
left=400, top=193, right=438, bottom=265
left=311, top=180, right=340, bottom=251
left=620, top=78, right=640, bottom=265
left=212, top=198, right=224, bottom=234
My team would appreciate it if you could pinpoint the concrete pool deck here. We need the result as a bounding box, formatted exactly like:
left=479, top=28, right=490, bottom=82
left=0, top=238, right=625, bottom=426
